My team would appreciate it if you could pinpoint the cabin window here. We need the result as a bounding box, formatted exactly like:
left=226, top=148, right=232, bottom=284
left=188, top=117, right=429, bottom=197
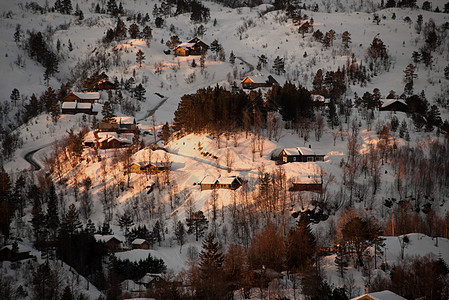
left=307, top=156, right=314, bottom=162
left=293, top=157, right=297, bottom=162
left=283, top=156, right=287, bottom=163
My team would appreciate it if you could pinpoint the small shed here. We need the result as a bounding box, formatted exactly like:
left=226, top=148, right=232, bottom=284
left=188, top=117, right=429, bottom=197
left=131, top=239, right=150, bottom=250
left=94, top=235, right=123, bottom=252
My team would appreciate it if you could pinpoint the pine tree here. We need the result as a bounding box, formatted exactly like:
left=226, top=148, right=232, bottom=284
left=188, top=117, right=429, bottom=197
left=60, top=204, right=82, bottom=236
left=10, top=88, right=20, bottom=106
left=229, top=51, right=236, bottom=64
left=31, top=197, right=46, bottom=242
left=134, top=83, right=146, bottom=101
left=14, top=24, right=22, bottom=43
left=46, top=183, right=60, bottom=240
left=101, top=101, right=114, bottom=121
left=136, top=49, right=145, bottom=67
left=118, top=214, right=134, bottom=237
left=196, top=232, right=227, bottom=298
left=174, top=221, right=186, bottom=253
left=62, top=0, right=72, bottom=14
left=153, top=220, right=162, bottom=246
left=0, top=168, right=12, bottom=239
left=286, top=216, right=316, bottom=272
left=186, top=210, right=208, bottom=241
left=273, top=56, right=285, bottom=75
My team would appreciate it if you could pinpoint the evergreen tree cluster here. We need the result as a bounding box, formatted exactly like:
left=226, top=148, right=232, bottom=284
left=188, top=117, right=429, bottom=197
left=173, top=86, right=256, bottom=133
left=54, top=0, right=72, bottom=14
left=266, top=82, right=314, bottom=124
left=25, top=31, right=59, bottom=81
left=110, top=253, right=167, bottom=282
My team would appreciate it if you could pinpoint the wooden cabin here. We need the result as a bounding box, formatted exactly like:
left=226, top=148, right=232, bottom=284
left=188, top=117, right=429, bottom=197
left=241, top=74, right=278, bottom=89
left=131, top=239, right=150, bottom=250
left=97, top=132, right=133, bottom=149
left=279, top=147, right=325, bottom=163
left=95, top=79, right=116, bottom=90
left=380, top=99, right=408, bottom=113
left=173, top=38, right=209, bottom=56
left=289, top=182, right=323, bottom=193
left=94, top=235, right=124, bottom=253
left=200, top=176, right=242, bottom=191
left=63, top=92, right=100, bottom=104
left=61, top=101, right=97, bottom=115
left=98, top=116, right=137, bottom=133
left=0, top=245, right=33, bottom=262
left=127, top=162, right=169, bottom=175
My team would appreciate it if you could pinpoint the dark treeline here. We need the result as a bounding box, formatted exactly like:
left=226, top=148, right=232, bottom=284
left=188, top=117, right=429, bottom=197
left=173, top=83, right=314, bottom=134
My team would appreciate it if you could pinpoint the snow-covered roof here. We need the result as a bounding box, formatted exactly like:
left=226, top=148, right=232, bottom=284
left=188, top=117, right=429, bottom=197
left=139, top=273, right=162, bottom=284
left=282, top=148, right=300, bottom=155
left=84, top=131, right=96, bottom=143
left=381, top=99, right=407, bottom=108
left=131, top=238, right=148, bottom=245
left=352, top=290, right=406, bottom=300
left=94, top=234, right=123, bottom=243
left=200, top=175, right=218, bottom=185
left=62, top=102, right=77, bottom=109
left=243, top=73, right=271, bottom=84
left=219, top=176, right=240, bottom=185
left=120, top=279, right=146, bottom=292
left=113, top=116, right=135, bottom=124
left=77, top=102, right=92, bottom=109
left=175, top=42, right=196, bottom=50
left=298, top=147, right=315, bottom=156
left=97, top=132, right=133, bottom=144
left=72, top=92, right=100, bottom=100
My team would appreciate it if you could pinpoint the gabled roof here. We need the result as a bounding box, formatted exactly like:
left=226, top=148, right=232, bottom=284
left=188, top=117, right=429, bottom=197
left=352, top=290, right=406, bottom=300
left=131, top=238, right=148, bottom=245
left=113, top=116, right=135, bottom=125
left=242, top=73, right=273, bottom=84
left=381, top=99, right=407, bottom=108
left=94, top=234, right=124, bottom=243
left=139, top=273, right=163, bottom=284
left=174, top=42, right=196, bottom=50
left=282, top=148, right=300, bottom=156
left=219, top=176, right=240, bottom=185
left=200, top=175, right=218, bottom=185
left=298, top=147, right=315, bottom=156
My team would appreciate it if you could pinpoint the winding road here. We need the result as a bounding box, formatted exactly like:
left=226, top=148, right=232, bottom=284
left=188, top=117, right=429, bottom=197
left=236, top=56, right=255, bottom=75
left=23, top=143, right=52, bottom=171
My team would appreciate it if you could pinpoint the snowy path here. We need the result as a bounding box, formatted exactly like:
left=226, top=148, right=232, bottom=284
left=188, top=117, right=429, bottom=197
left=23, top=143, right=52, bottom=171
left=236, top=56, right=254, bottom=75
left=138, top=93, right=168, bottom=122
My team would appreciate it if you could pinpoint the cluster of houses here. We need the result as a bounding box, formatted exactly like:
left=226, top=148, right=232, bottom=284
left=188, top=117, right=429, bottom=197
left=94, top=235, right=150, bottom=252
left=61, top=92, right=100, bottom=115
left=83, top=116, right=138, bottom=149
left=173, top=37, right=210, bottom=56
